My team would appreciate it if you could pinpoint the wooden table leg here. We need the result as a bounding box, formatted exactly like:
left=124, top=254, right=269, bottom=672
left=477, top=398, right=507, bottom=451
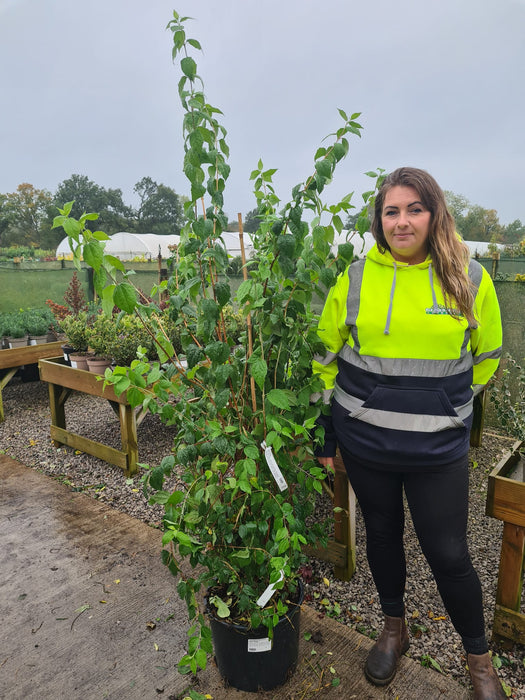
left=119, top=402, right=138, bottom=476
left=492, top=522, right=525, bottom=646
left=0, top=368, right=18, bottom=422
left=48, top=382, right=69, bottom=447
left=333, top=454, right=356, bottom=581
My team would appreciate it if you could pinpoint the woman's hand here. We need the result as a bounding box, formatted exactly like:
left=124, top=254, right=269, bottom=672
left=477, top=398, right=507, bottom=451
left=317, top=456, right=335, bottom=471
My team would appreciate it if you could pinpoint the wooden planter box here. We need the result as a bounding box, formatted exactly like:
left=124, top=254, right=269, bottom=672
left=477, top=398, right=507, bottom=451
left=0, top=341, right=63, bottom=421
left=38, top=356, right=147, bottom=476
left=486, top=439, right=525, bottom=646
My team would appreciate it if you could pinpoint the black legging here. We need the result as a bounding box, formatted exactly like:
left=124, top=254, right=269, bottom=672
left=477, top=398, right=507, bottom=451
left=340, top=447, right=488, bottom=655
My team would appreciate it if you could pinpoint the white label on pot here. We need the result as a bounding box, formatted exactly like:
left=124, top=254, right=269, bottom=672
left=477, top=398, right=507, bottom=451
left=261, top=441, right=288, bottom=492
left=29, top=339, right=37, bottom=346
left=256, top=570, right=284, bottom=608
left=63, top=352, right=68, bottom=361
left=70, top=360, right=78, bottom=368
left=247, top=637, right=272, bottom=653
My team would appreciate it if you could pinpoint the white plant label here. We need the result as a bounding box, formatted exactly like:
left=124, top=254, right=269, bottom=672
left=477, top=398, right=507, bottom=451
left=256, top=570, right=284, bottom=608
left=261, top=441, right=288, bottom=492
left=247, top=637, right=272, bottom=653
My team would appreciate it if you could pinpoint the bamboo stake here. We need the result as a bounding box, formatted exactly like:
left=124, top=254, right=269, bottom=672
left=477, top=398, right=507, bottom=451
left=237, top=213, right=257, bottom=413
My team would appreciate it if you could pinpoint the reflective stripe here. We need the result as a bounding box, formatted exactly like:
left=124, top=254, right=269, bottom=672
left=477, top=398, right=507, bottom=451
left=334, top=383, right=472, bottom=432
left=310, top=388, right=334, bottom=405
left=339, top=342, right=473, bottom=377
left=313, top=351, right=338, bottom=366
left=468, top=259, right=483, bottom=290
left=473, top=347, right=502, bottom=364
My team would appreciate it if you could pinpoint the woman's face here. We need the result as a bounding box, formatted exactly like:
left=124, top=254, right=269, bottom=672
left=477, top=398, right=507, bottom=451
left=381, top=185, right=431, bottom=265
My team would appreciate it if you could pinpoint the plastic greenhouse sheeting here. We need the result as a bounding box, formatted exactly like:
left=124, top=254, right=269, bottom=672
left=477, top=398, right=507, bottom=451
left=56, top=232, right=180, bottom=261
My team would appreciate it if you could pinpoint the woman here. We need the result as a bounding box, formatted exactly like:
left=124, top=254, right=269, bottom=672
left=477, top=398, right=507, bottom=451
left=313, top=167, right=504, bottom=699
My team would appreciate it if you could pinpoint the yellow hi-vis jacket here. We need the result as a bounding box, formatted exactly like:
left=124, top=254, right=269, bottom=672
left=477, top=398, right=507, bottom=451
left=312, top=244, right=502, bottom=468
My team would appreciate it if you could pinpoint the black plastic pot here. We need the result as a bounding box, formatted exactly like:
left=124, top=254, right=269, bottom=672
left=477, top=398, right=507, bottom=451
left=61, top=344, right=75, bottom=366
left=207, top=582, right=303, bottom=692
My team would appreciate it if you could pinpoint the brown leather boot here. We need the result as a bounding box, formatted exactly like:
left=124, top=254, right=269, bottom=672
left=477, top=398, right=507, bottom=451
left=364, top=614, right=410, bottom=686
left=467, top=653, right=506, bottom=699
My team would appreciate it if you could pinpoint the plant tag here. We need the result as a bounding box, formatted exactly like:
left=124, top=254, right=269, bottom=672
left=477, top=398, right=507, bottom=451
left=261, top=441, right=288, bottom=492
left=70, top=360, right=78, bottom=368
left=256, top=570, right=284, bottom=608
left=247, top=637, right=272, bottom=653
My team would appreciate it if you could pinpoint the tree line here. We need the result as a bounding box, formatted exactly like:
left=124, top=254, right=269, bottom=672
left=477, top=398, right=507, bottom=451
left=0, top=175, right=187, bottom=250
left=1, top=174, right=524, bottom=252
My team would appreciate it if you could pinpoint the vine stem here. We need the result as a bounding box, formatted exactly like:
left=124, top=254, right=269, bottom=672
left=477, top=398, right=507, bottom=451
left=238, top=212, right=257, bottom=413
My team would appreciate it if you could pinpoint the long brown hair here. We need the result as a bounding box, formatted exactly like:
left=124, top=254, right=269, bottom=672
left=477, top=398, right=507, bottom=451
left=371, top=167, right=476, bottom=327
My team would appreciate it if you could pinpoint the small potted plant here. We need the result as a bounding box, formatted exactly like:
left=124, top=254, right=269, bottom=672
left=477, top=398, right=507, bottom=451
left=24, top=309, right=53, bottom=345
left=3, top=313, right=28, bottom=348
left=108, top=314, right=156, bottom=367
left=59, top=311, right=92, bottom=370
left=85, top=312, right=117, bottom=373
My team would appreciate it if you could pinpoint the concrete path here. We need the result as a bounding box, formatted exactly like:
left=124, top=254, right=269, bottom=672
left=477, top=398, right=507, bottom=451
left=0, top=455, right=471, bottom=699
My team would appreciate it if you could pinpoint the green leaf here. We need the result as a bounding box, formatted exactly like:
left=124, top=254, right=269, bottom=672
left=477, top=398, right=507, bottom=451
left=103, top=254, right=126, bottom=272
left=180, top=56, right=197, bottom=79
left=101, top=285, right=116, bottom=317
left=209, top=595, right=230, bottom=618
left=114, top=283, right=138, bottom=314
left=249, top=356, right=267, bottom=390
left=267, top=389, right=294, bottom=410
left=83, top=240, right=104, bottom=271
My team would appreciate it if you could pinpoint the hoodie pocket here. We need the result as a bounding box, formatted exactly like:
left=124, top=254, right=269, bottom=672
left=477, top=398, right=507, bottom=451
left=349, top=385, right=465, bottom=432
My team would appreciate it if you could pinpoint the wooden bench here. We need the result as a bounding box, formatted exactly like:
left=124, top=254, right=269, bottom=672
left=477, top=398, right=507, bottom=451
left=0, top=342, right=64, bottom=421
left=38, top=356, right=147, bottom=476
left=486, top=439, right=525, bottom=647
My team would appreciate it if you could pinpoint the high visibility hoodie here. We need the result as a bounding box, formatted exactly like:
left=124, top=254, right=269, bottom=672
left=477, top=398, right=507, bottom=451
left=312, top=244, right=502, bottom=468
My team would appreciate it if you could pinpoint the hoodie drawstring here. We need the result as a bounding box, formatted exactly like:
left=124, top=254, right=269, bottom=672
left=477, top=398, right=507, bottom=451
left=428, top=263, right=439, bottom=311
left=383, top=262, right=397, bottom=335
left=383, top=261, right=437, bottom=335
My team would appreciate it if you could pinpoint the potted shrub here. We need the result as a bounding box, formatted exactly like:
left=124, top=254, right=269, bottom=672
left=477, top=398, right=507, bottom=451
left=52, top=10, right=377, bottom=691
left=108, top=314, right=156, bottom=367
left=3, top=313, right=28, bottom=348
left=59, top=311, right=92, bottom=369
left=85, top=312, right=117, bottom=373
left=24, top=309, right=54, bottom=345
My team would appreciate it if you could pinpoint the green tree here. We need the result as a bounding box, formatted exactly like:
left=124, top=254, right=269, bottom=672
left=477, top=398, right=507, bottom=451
left=462, top=205, right=503, bottom=242
left=444, top=190, right=470, bottom=238
left=502, top=219, right=525, bottom=245
left=53, top=174, right=131, bottom=234
left=1, top=183, right=53, bottom=247
left=131, top=176, right=184, bottom=235
left=242, top=208, right=260, bottom=233
left=344, top=211, right=359, bottom=231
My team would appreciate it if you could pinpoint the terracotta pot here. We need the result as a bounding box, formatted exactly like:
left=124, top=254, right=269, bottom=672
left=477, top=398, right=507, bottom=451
left=86, top=356, right=113, bottom=375
left=68, top=353, right=90, bottom=371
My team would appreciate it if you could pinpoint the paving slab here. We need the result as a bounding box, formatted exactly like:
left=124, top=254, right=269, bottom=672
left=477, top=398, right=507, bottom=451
left=0, top=455, right=471, bottom=699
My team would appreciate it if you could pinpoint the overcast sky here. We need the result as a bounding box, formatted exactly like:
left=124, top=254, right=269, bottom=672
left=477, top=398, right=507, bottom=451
left=1, top=0, right=524, bottom=225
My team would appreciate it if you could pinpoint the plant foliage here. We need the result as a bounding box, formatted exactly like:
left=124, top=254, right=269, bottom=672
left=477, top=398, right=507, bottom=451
left=51, top=10, right=383, bottom=675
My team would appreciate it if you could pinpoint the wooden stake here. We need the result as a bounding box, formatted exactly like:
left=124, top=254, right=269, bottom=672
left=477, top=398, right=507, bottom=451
left=238, top=213, right=257, bottom=413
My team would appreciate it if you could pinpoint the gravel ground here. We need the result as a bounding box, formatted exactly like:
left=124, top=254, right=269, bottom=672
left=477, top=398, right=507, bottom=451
left=1, top=373, right=524, bottom=697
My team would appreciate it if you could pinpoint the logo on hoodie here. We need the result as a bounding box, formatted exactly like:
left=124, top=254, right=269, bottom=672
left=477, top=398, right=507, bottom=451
left=425, top=304, right=462, bottom=317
